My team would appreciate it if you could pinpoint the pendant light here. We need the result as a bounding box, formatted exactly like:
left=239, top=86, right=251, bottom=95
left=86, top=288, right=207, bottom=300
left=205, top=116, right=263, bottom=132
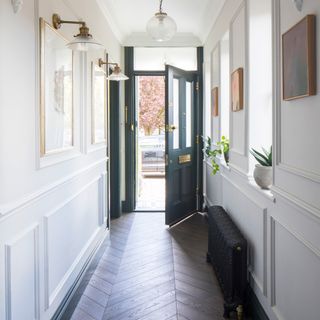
left=98, top=59, right=129, bottom=81
left=146, top=0, right=177, bottom=42
left=52, top=14, right=103, bottom=51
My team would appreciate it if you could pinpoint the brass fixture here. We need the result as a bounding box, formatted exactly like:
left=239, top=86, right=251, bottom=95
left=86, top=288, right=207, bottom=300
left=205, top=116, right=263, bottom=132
left=236, top=305, right=244, bottom=320
left=52, top=13, right=102, bottom=51
left=178, top=154, right=191, bottom=164
left=165, top=124, right=177, bottom=132
left=98, top=58, right=129, bottom=81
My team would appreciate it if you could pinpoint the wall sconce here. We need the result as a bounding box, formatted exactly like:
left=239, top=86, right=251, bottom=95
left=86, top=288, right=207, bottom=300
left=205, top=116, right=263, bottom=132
left=292, top=0, right=303, bottom=11
left=52, top=13, right=102, bottom=51
left=98, top=58, right=129, bottom=81
left=11, top=0, right=23, bottom=13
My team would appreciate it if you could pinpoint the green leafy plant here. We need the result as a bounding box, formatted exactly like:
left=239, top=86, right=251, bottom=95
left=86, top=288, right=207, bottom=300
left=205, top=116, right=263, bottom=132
left=203, top=136, right=230, bottom=175
left=250, top=146, right=272, bottom=166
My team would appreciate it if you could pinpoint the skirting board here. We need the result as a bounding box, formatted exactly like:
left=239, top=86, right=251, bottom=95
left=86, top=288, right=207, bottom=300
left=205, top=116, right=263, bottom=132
left=52, top=231, right=110, bottom=320
left=247, top=286, right=269, bottom=320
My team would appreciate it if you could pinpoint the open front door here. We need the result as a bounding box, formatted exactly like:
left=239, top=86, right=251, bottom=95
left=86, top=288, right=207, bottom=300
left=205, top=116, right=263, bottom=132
left=165, top=65, right=198, bottom=226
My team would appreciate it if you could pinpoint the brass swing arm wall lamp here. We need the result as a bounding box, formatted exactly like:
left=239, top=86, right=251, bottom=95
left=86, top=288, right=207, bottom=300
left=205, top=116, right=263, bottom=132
left=52, top=13, right=102, bottom=51
left=98, top=58, right=129, bottom=81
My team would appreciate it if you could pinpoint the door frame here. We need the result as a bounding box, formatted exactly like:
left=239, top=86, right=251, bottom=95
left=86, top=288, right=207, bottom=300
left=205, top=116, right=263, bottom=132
left=133, top=71, right=166, bottom=212
left=123, top=47, right=204, bottom=213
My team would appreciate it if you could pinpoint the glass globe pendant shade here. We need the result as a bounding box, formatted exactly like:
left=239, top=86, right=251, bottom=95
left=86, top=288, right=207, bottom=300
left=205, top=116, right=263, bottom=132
left=146, top=12, right=177, bottom=42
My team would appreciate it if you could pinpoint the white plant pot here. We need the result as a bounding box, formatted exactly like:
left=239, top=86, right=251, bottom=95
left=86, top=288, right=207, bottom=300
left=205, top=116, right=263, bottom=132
left=253, top=164, right=272, bottom=189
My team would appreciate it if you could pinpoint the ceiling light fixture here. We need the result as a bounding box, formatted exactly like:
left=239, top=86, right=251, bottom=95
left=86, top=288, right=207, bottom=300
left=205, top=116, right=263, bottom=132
left=98, top=59, right=129, bottom=81
left=52, top=13, right=103, bottom=51
left=146, top=0, right=177, bottom=42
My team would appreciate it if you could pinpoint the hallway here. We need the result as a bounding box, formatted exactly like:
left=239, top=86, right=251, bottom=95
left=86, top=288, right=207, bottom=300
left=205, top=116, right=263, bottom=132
left=65, top=212, right=232, bottom=320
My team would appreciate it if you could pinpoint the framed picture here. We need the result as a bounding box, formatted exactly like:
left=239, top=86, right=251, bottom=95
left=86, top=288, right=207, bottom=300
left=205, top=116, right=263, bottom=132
left=91, top=58, right=107, bottom=144
left=282, top=15, right=316, bottom=101
left=231, top=68, right=244, bottom=112
left=211, top=87, right=219, bottom=117
left=40, top=18, right=73, bottom=156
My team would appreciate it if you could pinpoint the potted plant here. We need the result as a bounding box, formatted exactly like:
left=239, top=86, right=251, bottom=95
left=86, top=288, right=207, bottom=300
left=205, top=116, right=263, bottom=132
left=250, top=147, right=272, bottom=189
left=203, top=136, right=229, bottom=175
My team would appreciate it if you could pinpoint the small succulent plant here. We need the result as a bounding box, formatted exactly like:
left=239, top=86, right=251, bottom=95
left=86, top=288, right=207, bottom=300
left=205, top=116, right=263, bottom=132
left=250, top=146, right=272, bottom=166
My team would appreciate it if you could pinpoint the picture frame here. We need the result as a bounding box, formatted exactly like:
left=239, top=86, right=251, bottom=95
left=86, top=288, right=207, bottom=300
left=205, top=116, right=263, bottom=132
left=231, top=68, right=244, bottom=112
left=91, top=54, right=108, bottom=145
left=282, top=15, right=316, bottom=101
left=40, top=18, right=74, bottom=156
left=211, top=87, right=219, bottom=117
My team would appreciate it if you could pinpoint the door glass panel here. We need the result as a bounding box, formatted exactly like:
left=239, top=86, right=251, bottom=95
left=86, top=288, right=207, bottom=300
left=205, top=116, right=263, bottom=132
left=173, top=78, right=179, bottom=149
left=186, top=82, right=192, bottom=148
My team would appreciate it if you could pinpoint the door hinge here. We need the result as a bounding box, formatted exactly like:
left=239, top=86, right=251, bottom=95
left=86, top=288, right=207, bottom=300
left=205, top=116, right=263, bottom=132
left=196, top=135, right=200, bottom=144
left=165, top=154, right=169, bottom=166
left=195, top=82, right=199, bottom=91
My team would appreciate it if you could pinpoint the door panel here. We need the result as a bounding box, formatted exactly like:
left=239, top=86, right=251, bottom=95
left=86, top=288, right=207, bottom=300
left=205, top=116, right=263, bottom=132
left=165, top=65, right=198, bottom=226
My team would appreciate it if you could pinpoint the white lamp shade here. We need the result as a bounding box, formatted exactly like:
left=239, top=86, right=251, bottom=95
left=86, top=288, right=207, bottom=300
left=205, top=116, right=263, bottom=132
left=108, top=72, right=129, bottom=81
left=67, top=35, right=103, bottom=51
left=146, top=12, right=177, bottom=42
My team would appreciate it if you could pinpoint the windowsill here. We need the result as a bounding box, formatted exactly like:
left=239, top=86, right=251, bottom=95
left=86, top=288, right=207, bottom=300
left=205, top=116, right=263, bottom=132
left=204, top=154, right=275, bottom=202
left=247, top=177, right=275, bottom=202
left=204, top=156, right=230, bottom=172
left=220, top=159, right=230, bottom=171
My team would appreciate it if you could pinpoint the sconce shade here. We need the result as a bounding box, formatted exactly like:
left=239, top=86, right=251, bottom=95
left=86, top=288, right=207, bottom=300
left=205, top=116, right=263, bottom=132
left=67, top=35, right=103, bottom=51
left=98, top=58, right=129, bottom=81
left=146, top=12, right=177, bottom=42
left=108, top=65, right=129, bottom=81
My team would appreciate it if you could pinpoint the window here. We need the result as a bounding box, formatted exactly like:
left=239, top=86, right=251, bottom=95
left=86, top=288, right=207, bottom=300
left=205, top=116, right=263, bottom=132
left=134, top=47, right=197, bottom=71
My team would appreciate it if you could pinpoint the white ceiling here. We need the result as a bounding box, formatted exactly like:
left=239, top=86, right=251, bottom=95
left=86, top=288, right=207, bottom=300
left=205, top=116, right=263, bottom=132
left=96, top=0, right=225, bottom=46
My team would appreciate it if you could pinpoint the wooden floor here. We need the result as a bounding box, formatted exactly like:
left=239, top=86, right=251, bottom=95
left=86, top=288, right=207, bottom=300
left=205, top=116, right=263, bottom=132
left=65, top=212, right=240, bottom=320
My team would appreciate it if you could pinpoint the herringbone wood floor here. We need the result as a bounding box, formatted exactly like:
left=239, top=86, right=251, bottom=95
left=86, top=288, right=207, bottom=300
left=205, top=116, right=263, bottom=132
left=66, top=212, right=240, bottom=320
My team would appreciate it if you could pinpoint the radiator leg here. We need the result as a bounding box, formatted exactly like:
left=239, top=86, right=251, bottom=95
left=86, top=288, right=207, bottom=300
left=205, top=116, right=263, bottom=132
left=236, top=304, right=244, bottom=320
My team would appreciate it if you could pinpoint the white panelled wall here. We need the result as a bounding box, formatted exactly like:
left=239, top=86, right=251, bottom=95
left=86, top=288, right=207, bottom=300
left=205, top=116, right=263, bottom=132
left=0, top=0, right=122, bottom=319
left=203, top=0, right=320, bottom=320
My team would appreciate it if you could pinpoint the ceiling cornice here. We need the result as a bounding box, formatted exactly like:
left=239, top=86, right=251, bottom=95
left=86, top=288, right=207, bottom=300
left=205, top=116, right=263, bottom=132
left=200, top=0, right=226, bottom=44
left=95, top=0, right=125, bottom=44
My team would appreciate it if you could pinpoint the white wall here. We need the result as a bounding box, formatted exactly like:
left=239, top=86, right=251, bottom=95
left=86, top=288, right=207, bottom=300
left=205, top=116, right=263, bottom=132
left=203, top=1, right=320, bottom=320
left=0, top=0, right=122, bottom=319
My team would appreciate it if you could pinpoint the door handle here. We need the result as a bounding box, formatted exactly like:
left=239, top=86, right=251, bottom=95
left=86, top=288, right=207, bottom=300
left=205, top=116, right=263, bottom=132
left=165, top=125, right=177, bottom=132
left=170, top=125, right=177, bottom=131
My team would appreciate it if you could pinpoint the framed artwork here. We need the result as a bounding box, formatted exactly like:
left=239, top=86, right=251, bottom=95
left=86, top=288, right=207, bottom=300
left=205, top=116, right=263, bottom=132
left=40, top=18, right=73, bottom=156
left=91, top=58, right=107, bottom=144
left=231, top=68, right=244, bottom=112
left=282, top=15, right=316, bottom=101
left=211, top=87, right=219, bottom=117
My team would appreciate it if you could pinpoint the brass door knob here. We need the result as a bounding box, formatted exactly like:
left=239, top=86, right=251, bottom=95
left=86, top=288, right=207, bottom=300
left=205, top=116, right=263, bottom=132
left=166, top=125, right=177, bottom=132
left=170, top=125, right=177, bottom=131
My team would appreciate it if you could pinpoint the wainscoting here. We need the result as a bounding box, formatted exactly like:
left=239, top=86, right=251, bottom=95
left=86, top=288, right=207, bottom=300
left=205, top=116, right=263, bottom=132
left=205, top=160, right=320, bottom=320
left=0, top=161, right=109, bottom=320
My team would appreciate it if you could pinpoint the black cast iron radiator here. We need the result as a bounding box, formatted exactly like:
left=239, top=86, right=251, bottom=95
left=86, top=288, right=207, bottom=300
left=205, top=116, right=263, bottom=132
left=206, top=205, right=247, bottom=319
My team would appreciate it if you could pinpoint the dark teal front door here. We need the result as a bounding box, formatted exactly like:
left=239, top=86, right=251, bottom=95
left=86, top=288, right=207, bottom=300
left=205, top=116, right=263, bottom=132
left=165, top=65, right=198, bottom=226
